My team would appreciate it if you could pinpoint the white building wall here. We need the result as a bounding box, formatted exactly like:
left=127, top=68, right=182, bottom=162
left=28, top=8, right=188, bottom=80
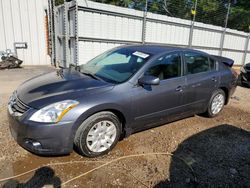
left=0, top=0, right=50, bottom=65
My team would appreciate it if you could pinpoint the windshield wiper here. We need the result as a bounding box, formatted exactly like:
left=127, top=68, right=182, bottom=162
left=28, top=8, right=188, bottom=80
left=81, top=70, right=102, bottom=81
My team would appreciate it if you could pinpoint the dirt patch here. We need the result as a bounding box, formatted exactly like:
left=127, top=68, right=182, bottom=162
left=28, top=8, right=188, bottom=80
left=0, top=66, right=250, bottom=187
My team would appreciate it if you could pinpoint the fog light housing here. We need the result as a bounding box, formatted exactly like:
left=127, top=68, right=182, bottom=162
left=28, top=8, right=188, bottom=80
left=24, top=139, right=42, bottom=150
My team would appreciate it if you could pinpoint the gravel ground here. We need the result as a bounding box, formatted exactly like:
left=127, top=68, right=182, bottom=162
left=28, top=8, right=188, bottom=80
left=0, top=66, right=250, bottom=188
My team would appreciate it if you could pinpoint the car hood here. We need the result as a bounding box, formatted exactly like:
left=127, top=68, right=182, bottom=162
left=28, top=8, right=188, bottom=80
left=17, top=69, right=114, bottom=108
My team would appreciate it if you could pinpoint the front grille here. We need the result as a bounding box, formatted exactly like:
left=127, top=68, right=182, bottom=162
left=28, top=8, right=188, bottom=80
left=9, top=92, right=30, bottom=116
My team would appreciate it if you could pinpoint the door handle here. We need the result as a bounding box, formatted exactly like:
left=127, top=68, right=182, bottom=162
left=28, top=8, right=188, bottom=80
left=212, top=77, right=217, bottom=82
left=175, top=86, right=183, bottom=92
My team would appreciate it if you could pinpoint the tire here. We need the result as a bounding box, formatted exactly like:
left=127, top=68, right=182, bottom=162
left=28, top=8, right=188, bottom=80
left=74, top=111, right=122, bottom=157
left=204, top=89, right=225, bottom=118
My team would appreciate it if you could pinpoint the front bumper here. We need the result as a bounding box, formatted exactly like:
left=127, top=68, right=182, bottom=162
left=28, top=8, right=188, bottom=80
left=8, top=111, right=74, bottom=156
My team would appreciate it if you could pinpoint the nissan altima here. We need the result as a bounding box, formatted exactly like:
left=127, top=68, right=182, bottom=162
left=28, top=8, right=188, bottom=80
left=8, top=45, right=237, bottom=157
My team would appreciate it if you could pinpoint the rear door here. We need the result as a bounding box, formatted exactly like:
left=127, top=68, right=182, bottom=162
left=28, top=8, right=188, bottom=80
left=183, top=51, right=220, bottom=113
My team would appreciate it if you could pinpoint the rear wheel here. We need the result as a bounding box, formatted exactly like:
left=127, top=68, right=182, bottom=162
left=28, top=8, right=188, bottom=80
left=205, top=89, right=225, bottom=118
left=74, top=111, right=121, bottom=157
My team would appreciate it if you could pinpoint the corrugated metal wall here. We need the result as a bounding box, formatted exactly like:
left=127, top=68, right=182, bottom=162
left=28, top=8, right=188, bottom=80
left=145, top=13, right=191, bottom=46
left=76, top=1, right=145, bottom=64
left=0, top=0, right=50, bottom=65
left=54, top=0, right=250, bottom=66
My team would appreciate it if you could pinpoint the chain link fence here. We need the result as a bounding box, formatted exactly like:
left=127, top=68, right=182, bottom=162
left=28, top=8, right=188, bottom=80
left=89, top=0, right=249, bottom=32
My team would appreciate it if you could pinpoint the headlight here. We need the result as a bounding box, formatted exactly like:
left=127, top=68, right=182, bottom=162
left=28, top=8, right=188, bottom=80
left=241, top=66, right=246, bottom=73
left=29, top=100, right=79, bottom=123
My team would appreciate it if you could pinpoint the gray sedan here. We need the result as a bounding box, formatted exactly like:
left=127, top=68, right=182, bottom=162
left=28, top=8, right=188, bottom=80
left=8, top=45, right=237, bottom=157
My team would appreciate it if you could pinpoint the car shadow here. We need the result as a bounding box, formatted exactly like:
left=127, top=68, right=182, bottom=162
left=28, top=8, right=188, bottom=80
left=2, top=166, right=61, bottom=188
left=154, top=124, right=250, bottom=187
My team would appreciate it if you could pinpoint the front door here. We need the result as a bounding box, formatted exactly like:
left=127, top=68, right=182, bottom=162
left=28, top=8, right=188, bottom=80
left=130, top=52, right=187, bottom=131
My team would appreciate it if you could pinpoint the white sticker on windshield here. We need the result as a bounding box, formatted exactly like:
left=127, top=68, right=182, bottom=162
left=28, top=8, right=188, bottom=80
left=133, top=51, right=149, bottom=59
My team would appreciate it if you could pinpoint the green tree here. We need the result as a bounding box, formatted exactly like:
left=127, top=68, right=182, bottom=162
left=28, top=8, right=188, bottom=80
left=55, top=0, right=64, bottom=6
left=195, top=0, right=227, bottom=26
left=228, top=0, right=250, bottom=32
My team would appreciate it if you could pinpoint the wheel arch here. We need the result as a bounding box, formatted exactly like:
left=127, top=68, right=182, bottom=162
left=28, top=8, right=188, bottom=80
left=72, top=104, right=129, bottom=141
left=219, top=86, right=229, bottom=105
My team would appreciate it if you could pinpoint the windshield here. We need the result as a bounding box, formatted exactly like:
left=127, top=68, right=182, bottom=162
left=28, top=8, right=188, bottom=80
left=80, top=48, right=151, bottom=83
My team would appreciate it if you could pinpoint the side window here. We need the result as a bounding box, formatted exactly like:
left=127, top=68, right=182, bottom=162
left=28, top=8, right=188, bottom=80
left=145, top=53, right=182, bottom=80
left=184, top=52, right=210, bottom=74
left=209, top=57, right=216, bottom=70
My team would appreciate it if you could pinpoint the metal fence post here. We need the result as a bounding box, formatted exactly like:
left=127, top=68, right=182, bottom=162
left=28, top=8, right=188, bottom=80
left=241, top=31, right=250, bottom=66
left=219, top=2, right=231, bottom=56
left=64, top=0, right=70, bottom=67
left=141, top=0, right=148, bottom=44
left=75, top=1, right=79, bottom=65
left=48, top=0, right=56, bottom=66
left=188, top=0, right=197, bottom=48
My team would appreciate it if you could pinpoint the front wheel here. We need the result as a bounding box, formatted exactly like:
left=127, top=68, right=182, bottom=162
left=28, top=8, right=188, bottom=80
left=205, top=89, right=225, bottom=118
left=74, top=111, right=122, bottom=157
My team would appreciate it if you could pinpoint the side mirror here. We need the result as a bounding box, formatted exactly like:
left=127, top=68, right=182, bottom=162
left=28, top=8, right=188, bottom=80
left=138, top=75, right=160, bottom=86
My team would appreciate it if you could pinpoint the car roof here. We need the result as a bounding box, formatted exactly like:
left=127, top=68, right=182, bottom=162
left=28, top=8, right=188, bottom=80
left=121, top=44, right=208, bottom=56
